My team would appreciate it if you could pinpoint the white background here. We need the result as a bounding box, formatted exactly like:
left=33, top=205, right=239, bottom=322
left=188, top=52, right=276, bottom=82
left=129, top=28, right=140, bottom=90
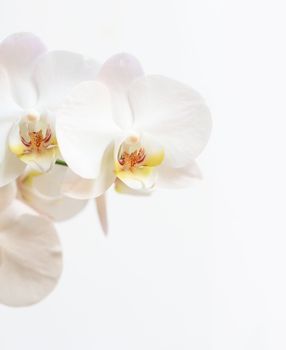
left=1, top=0, right=286, bottom=349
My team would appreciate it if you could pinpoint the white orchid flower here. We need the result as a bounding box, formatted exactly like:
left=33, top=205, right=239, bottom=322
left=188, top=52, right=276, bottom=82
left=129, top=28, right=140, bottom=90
left=0, top=32, right=99, bottom=186
left=0, top=182, right=62, bottom=307
left=56, top=54, right=211, bottom=198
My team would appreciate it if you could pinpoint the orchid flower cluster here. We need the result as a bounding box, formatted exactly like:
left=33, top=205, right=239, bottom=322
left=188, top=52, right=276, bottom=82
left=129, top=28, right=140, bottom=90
left=0, top=33, right=211, bottom=307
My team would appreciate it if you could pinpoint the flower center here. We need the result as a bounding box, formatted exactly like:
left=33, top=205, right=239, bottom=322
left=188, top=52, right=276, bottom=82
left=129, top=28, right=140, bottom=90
left=118, top=147, right=146, bottom=170
left=21, top=128, right=52, bottom=153
left=8, top=110, right=59, bottom=172
left=14, top=110, right=57, bottom=156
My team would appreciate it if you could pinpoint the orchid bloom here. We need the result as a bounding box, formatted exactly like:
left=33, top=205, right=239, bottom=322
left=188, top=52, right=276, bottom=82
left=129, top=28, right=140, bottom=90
left=0, top=182, right=62, bottom=307
left=0, top=32, right=99, bottom=186
left=56, top=54, right=211, bottom=198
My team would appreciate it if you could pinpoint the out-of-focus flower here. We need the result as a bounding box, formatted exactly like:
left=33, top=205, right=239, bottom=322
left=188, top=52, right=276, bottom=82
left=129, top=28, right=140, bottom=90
left=18, top=166, right=88, bottom=222
left=0, top=182, right=62, bottom=307
left=0, top=162, right=98, bottom=307
left=18, top=165, right=109, bottom=234
left=56, top=54, right=211, bottom=198
left=0, top=32, right=99, bottom=186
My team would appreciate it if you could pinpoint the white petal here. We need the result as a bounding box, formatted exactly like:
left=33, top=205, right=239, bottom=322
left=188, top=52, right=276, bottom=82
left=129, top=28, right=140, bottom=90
left=95, top=195, right=108, bottom=235
left=157, top=161, right=202, bottom=188
left=0, top=33, right=46, bottom=108
left=114, top=179, right=152, bottom=196
left=0, top=182, right=17, bottom=210
left=0, top=200, right=62, bottom=307
left=0, top=65, right=23, bottom=120
left=25, top=163, right=66, bottom=198
left=129, top=75, right=212, bottom=167
left=0, top=148, right=26, bottom=187
left=0, top=121, right=26, bottom=186
left=18, top=149, right=58, bottom=173
left=98, top=53, right=144, bottom=129
left=0, top=66, right=25, bottom=185
left=33, top=51, right=100, bottom=110
left=19, top=166, right=87, bottom=222
left=62, top=144, right=115, bottom=199
left=56, top=81, right=119, bottom=179
left=116, top=167, right=157, bottom=191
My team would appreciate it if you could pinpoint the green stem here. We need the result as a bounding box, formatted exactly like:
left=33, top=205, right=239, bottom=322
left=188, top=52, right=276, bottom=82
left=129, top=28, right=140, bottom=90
left=55, top=159, right=68, bottom=167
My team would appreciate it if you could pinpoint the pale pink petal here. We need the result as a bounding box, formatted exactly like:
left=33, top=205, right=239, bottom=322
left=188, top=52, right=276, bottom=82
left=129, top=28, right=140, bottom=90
left=33, top=51, right=100, bottom=110
left=98, top=53, right=144, bottom=129
left=0, top=200, right=62, bottom=307
left=19, top=166, right=87, bottom=222
left=95, top=195, right=108, bottom=235
left=0, top=182, right=17, bottom=210
left=0, top=32, right=46, bottom=108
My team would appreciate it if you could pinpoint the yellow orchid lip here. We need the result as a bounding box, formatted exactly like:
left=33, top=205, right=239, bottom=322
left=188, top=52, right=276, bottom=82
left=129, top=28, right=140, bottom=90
left=114, top=135, right=165, bottom=191
left=115, top=136, right=165, bottom=172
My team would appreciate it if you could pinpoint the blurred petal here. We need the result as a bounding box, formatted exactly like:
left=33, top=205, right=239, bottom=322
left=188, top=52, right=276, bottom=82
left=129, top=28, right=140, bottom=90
left=56, top=81, right=119, bottom=179
left=95, top=195, right=108, bottom=235
left=0, top=200, right=62, bottom=307
left=33, top=51, right=100, bottom=110
left=0, top=32, right=46, bottom=108
left=98, top=53, right=144, bottom=129
left=157, top=161, right=202, bottom=188
left=19, top=166, right=87, bottom=222
left=25, top=164, right=65, bottom=198
left=0, top=182, right=17, bottom=210
left=129, top=75, right=212, bottom=167
left=62, top=144, right=115, bottom=199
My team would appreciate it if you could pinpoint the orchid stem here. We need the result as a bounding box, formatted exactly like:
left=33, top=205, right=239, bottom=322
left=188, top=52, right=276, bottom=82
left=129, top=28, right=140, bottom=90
left=55, top=159, right=68, bottom=167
